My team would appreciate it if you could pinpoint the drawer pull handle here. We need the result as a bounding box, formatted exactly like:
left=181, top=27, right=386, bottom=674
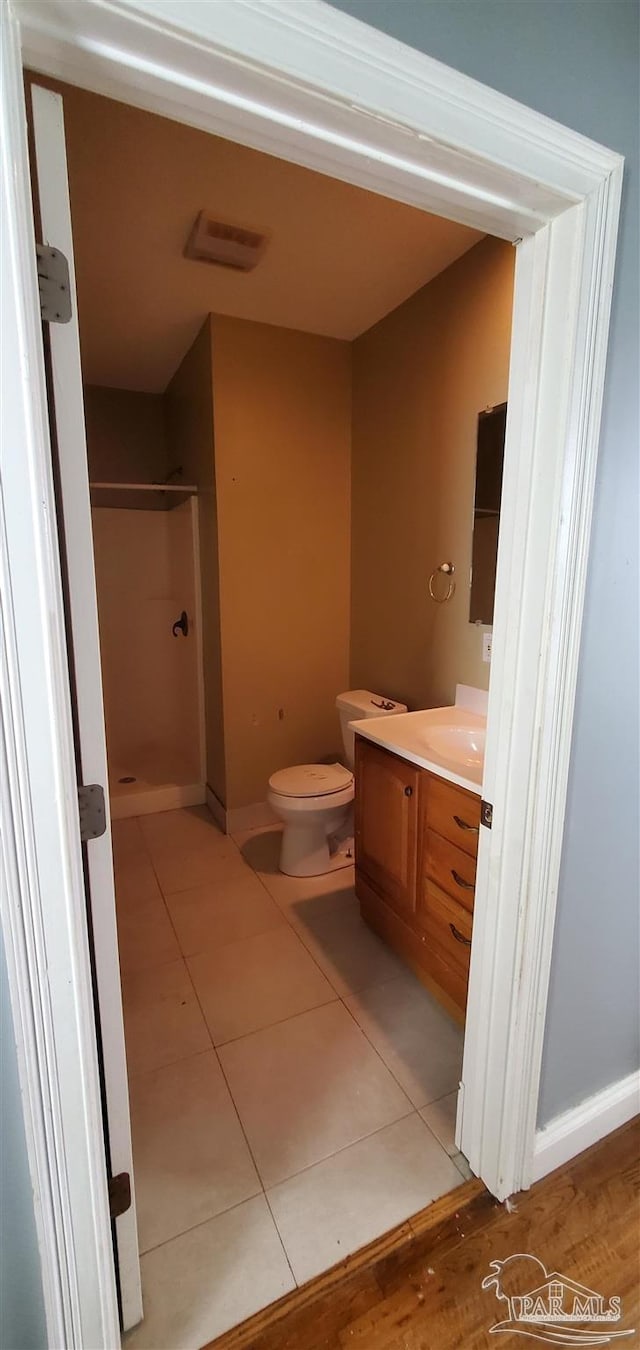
left=404, top=785, right=413, bottom=797
left=453, top=815, right=479, bottom=834
left=451, top=868, right=474, bottom=890
left=450, top=922, right=472, bottom=947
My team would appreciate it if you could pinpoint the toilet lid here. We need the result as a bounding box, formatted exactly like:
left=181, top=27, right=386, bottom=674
left=269, top=763, right=354, bottom=798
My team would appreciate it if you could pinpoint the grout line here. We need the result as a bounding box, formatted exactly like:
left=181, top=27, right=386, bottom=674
left=137, top=1189, right=268, bottom=1261
left=292, top=919, right=407, bottom=1005
left=416, top=1110, right=462, bottom=1164
left=336, top=988, right=421, bottom=1100
left=238, top=839, right=451, bottom=1074
left=144, top=834, right=344, bottom=1046
left=120, top=949, right=197, bottom=983
left=262, top=1110, right=464, bottom=1283
left=171, top=827, right=420, bottom=1214
left=240, top=838, right=362, bottom=1002
left=158, top=849, right=275, bottom=1211
left=122, top=815, right=218, bottom=1070
left=123, top=815, right=279, bottom=1257
left=231, top=830, right=460, bottom=1135
left=211, top=1042, right=268, bottom=1206
left=119, top=810, right=463, bottom=1301
left=118, top=810, right=295, bottom=1294
left=133, top=1107, right=460, bottom=1275
left=163, top=916, right=291, bottom=965
left=264, top=1106, right=419, bottom=1195
left=126, top=1044, right=213, bottom=1080
left=126, top=1043, right=218, bottom=1083
left=211, top=994, right=340, bottom=1051
left=151, top=852, right=249, bottom=899
left=452, top=1151, right=474, bottom=1181
left=261, top=1190, right=298, bottom=1289
left=342, top=1001, right=463, bottom=1122
left=119, top=819, right=458, bottom=1116
left=130, top=814, right=155, bottom=865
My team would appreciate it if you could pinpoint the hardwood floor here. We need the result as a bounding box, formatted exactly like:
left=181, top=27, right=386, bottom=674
left=208, top=1118, right=639, bottom=1349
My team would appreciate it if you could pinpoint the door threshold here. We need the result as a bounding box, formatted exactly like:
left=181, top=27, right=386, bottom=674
left=206, top=1174, right=484, bottom=1349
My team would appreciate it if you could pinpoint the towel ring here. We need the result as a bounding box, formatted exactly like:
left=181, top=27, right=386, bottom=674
left=428, top=562, right=456, bottom=603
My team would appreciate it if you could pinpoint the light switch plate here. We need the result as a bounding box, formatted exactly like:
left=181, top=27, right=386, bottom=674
left=482, top=632, right=492, bottom=663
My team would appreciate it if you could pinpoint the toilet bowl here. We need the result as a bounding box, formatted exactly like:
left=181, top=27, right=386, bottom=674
left=267, top=763, right=354, bottom=878
left=268, top=690, right=407, bottom=877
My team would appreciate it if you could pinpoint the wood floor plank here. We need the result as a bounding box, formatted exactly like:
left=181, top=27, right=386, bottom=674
left=207, top=1119, right=639, bottom=1350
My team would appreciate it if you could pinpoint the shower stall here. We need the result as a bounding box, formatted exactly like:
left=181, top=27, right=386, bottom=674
left=90, top=482, right=205, bottom=818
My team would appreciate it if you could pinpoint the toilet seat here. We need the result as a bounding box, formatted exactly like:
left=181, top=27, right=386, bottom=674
left=268, top=763, right=353, bottom=799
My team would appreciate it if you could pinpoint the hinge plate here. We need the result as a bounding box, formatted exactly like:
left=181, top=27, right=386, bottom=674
left=108, top=1172, right=131, bottom=1219
left=78, top=784, right=106, bottom=842
left=36, top=243, right=72, bottom=323
left=480, top=799, right=493, bottom=829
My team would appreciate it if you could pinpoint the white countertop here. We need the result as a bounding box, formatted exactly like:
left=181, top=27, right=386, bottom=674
left=350, top=704, right=485, bottom=796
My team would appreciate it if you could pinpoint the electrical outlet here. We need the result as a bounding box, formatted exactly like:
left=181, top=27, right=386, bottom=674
left=482, top=632, right=492, bottom=663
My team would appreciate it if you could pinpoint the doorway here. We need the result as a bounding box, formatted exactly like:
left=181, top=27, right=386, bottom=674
left=1, top=2, right=622, bottom=1346
left=32, top=70, right=513, bottom=1345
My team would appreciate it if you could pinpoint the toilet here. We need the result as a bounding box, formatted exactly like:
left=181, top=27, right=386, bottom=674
left=267, top=690, right=407, bottom=877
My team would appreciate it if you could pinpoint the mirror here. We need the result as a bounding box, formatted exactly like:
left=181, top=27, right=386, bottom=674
left=469, top=401, right=507, bottom=626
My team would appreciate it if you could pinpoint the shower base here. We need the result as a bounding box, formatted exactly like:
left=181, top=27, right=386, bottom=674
left=109, top=752, right=205, bottom=819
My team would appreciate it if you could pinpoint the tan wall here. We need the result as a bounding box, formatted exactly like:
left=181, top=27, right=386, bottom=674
left=351, top=235, right=514, bottom=711
left=165, top=319, right=226, bottom=804
left=92, top=502, right=201, bottom=786
left=84, top=385, right=169, bottom=483
left=96, top=240, right=509, bottom=810
left=211, top=316, right=351, bottom=810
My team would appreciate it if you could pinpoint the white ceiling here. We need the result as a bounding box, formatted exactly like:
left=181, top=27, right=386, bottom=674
left=45, top=78, right=483, bottom=392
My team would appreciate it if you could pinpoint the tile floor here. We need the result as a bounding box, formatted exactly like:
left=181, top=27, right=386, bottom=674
left=117, top=807, right=468, bottom=1349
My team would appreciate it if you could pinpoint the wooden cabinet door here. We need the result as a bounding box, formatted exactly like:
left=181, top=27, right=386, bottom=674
left=355, top=738, right=419, bottom=919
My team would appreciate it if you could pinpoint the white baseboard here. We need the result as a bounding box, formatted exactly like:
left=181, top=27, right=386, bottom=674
left=205, top=784, right=228, bottom=833
left=531, top=1069, right=640, bottom=1183
left=203, top=790, right=277, bottom=837
left=110, top=782, right=205, bottom=820
left=227, top=799, right=278, bottom=836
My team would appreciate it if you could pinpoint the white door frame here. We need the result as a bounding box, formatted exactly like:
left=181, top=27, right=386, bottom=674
left=30, top=80, right=143, bottom=1330
left=1, top=0, right=622, bottom=1343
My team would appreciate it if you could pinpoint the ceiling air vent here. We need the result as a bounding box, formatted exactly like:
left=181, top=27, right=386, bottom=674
left=184, top=211, right=268, bottom=272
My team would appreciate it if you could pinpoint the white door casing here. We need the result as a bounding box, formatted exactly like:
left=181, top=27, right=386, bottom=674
left=1, top=5, right=121, bottom=1345
left=30, top=82, right=143, bottom=1331
left=1, top=0, right=623, bottom=1344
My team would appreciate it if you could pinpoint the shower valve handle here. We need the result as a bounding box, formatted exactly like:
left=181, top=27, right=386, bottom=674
left=172, top=610, right=189, bottom=637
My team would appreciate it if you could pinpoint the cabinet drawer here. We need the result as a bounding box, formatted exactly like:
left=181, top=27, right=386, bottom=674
left=425, top=945, right=470, bottom=1017
left=425, top=775, right=480, bottom=857
left=423, top=829, right=476, bottom=912
left=418, top=881, right=473, bottom=979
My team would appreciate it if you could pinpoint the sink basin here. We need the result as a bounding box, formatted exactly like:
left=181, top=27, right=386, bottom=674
left=418, top=723, right=486, bottom=769
left=349, top=703, right=487, bottom=788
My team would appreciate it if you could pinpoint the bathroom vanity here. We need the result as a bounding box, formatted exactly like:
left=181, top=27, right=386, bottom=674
left=353, top=707, right=484, bottom=1022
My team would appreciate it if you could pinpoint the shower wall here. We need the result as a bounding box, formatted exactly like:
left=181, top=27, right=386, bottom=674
left=86, top=384, right=204, bottom=812
left=92, top=499, right=202, bottom=800
left=84, top=384, right=171, bottom=481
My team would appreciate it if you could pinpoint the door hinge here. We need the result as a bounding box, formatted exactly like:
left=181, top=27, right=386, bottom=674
left=108, top=1172, right=131, bottom=1219
left=480, top=799, right=493, bottom=829
left=78, top=783, right=106, bottom=842
left=36, top=243, right=72, bottom=323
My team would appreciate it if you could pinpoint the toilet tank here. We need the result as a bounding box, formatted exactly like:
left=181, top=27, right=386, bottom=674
left=336, top=689, right=408, bottom=769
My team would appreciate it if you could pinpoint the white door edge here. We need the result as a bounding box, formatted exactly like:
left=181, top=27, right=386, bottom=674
left=1, top=5, right=121, bottom=1345
left=1, top=0, right=623, bottom=1342
left=30, top=82, right=143, bottom=1330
